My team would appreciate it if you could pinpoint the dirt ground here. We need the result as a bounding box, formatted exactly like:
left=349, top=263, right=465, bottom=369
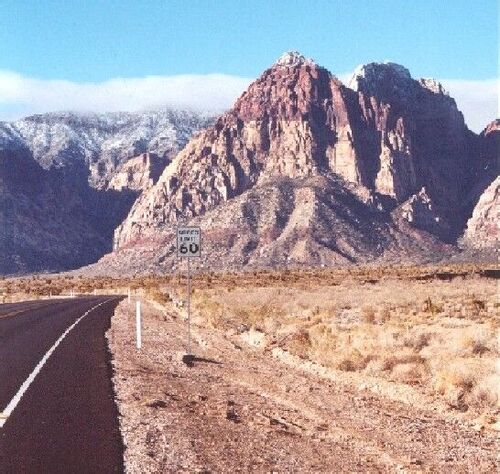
left=107, top=298, right=498, bottom=473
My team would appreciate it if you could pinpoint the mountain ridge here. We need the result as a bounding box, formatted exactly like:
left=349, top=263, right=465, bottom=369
left=1, top=53, right=497, bottom=275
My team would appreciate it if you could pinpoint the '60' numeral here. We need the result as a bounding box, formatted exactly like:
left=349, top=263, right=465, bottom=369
left=179, top=243, right=199, bottom=254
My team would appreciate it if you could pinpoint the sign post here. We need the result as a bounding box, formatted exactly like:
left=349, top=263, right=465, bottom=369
left=177, top=226, right=201, bottom=357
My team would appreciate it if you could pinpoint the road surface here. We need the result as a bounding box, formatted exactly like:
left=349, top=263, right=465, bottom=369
left=0, top=296, right=124, bottom=473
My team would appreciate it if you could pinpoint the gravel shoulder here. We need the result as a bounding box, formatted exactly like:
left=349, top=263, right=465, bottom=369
left=107, top=299, right=498, bottom=473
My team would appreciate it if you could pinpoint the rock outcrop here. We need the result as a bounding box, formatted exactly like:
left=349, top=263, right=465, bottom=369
left=462, top=176, right=499, bottom=249
left=397, top=187, right=451, bottom=241
left=107, top=153, right=167, bottom=192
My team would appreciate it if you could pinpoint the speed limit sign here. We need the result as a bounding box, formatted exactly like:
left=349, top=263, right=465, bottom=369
left=177, top=227, right=201, bottom=257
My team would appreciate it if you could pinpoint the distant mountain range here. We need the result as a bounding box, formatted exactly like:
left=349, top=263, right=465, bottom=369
left=0, top=52, right=497, bottom=275
left=0, top=110, right=212, bottom=274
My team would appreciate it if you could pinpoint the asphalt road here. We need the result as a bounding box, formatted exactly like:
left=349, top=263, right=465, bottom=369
left=0, top=296, right=124, bottom=473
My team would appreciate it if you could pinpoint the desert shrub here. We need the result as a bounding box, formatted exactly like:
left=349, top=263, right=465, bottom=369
left=471, top=297, right=486, bottom=311
left=463, top=296, right=488, bottom=319
left=378, top=306, right=392, bottom=323
left=434, top=366, right=477, bottom=409
left=390, top=362, right=428, bottom=384
left=307, top=324, right=338, bottom=361
left=287, top=329, right=312, bottom=359
left=361, top=305, right=376, bottom=324
left=146, top=288, right=172, bottom=305
left=422, top=297, right=442, bottom=316
left=457, top=332, right=492, bottom=356
left=403, top=331, right=431, bottom=351
left=336, top=349, right=371, bottom=372
left=193, top=294, right=226, bottom=329
left=378, top=353, right=424, bottom=372
left=469, top=375, right=500, bottom=409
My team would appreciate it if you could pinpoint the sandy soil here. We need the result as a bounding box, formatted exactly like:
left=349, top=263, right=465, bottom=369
left=107, top=299, right=498, bottom=473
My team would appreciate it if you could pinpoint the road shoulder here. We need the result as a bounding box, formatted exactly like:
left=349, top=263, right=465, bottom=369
left=107, top=299, right=498, bottom=473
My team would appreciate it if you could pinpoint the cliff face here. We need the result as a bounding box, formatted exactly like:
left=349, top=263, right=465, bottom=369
left=115, top=52, right=481, bottom=251
left=107, top=153, right=167, bottom=193
left=350, top=63, right=475, bottom=238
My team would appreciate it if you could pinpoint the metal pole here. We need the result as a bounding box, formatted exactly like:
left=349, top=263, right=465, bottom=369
left=187, top=257, right=191, bottom=355
left=136, top=301, right=142, bottom=350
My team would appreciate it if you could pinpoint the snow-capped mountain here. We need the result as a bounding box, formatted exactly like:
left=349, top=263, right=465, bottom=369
left=0, top=110, right=213, bottom=188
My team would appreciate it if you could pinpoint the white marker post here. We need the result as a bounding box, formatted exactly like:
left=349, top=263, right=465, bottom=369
left=177, top=226, right=201, bottom=356
left=136, top=300, right=142, bottom=350
left=128, top=288, right=131, bottom=304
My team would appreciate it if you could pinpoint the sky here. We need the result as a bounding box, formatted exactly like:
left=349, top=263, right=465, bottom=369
left=0, top=0, right=497, bottom=131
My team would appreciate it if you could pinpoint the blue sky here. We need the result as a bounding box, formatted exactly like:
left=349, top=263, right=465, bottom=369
left=0, top=0, right=497, bottom=130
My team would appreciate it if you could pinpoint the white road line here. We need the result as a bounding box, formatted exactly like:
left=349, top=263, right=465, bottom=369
left=0, top=298, right=116, bottom=429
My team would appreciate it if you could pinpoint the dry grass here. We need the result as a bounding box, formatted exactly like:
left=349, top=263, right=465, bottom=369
left=184, top=269, right=499, bottom=420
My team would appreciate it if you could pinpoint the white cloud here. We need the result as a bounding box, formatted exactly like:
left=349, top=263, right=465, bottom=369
left=0, top=70, right=497, bottom=133
left=441, top=78, right=498, bottom=133
left=337, top=72, right=353, bottom=84
left=0, top=70, right=252, bottom=120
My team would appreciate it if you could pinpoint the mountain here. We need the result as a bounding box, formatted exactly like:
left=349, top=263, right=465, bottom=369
left=0, top=110, right=212, bottom=274
left=97, top=51, right=495, bottom=274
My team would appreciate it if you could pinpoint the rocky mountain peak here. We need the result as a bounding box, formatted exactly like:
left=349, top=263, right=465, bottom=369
left=274, top=51, right=314, bottom=68
left=233, top=50, right=333, bottom=124
left=114, top=53, right=477, bottom=252
left=348, top=62, right=412, bottom=94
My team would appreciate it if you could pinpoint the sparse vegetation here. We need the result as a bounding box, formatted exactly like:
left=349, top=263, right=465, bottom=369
left=180, top=266, right=499, bottom=421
